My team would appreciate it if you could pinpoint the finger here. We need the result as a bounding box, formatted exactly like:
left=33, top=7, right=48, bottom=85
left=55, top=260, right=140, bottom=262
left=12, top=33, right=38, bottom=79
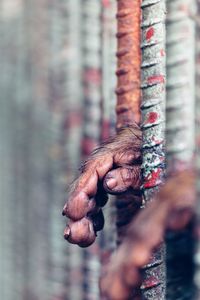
left=103, top=166, right=141, bottom=194
left=64, top=217, right=96, bottom=247
left=62, top=153, right=113, bottom=220
left=63, top=125, right=141, bottom=221
left=62, top=190, right=96, bottom=221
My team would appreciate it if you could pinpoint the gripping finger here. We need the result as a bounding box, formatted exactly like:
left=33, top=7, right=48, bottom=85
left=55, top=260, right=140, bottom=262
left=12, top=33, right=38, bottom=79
left=64, top=217, right=96, bottom=247
left=62, top=154, right=113, bottom=220
left=103, top=166, right=141, bottom=195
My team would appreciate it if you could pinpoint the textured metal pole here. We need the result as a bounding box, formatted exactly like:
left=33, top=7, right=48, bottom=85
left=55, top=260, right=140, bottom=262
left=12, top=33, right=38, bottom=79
left=63, top=1, right=84, bottom=299
left=0, top=1, right=52, bottom=299
left=101, top=0, right=117, bottom=261
left=101, top=0, right=117, bottom=139
left=140, top=0, right=166, bottom=298
left=82, top=1, right=102, bottom=299
left=165, top=1, right=196, bottom=299
left=116, top=0, right=141, bottom=128
left=47, top=1, right=83, bottom=299
left=0, top=2, right=23, bottom=297
left=115, top=0, right=141, bottom=238
left=115, top=1, right=141, bottom=298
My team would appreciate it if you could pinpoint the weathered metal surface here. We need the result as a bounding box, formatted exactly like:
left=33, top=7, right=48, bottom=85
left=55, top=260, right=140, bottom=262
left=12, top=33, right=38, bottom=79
left=116, top=0, right=141, bottom=128
left=166, top=0, right=195, bottom=167
left=115, top=1, right=142, bottom=294
left=140, top=0, right=166, bottom=298
left=0, top=0, right=84, bottom=299
left=50, top=1, right=83, bottom=299
left=101, top=0, right=117, bottom=259
left=81, top=1, right=102, bottom=299
left=101, top=0, right=117, bottom=139
left=165, top=1, right=196, bottom=299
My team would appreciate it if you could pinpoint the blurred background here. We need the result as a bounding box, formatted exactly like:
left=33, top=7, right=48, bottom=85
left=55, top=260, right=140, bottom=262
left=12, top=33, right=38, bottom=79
left=0, top=0, right=117, bottom=299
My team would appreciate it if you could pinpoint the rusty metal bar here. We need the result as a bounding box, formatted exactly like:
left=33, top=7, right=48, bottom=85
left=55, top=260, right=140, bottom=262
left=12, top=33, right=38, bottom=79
left=116, top=0, right=141, bottom=129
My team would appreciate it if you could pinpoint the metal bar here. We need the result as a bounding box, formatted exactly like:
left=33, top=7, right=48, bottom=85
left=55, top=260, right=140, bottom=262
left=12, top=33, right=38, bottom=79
left=140, top=0, right=166, bottom=298
left=165, top=1, right=196, bottom=299
left=81, top=1, right=102, bottom=299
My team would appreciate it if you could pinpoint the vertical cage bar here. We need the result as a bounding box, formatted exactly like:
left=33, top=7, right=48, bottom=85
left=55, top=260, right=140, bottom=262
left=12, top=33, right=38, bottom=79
left=140, top=0, right=166, bottom=298
left=165, top=1, right=196, bottom=299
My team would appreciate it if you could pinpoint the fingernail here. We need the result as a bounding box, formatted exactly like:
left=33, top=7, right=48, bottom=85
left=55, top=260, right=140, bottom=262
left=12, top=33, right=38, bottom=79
left=106, top=178, right=117, bottom=190
left=64, top=226, right=71, bottom=240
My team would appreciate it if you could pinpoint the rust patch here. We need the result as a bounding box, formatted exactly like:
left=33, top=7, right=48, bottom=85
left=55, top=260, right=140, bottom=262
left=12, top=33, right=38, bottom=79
left=116, top=0, right=141, bottom=128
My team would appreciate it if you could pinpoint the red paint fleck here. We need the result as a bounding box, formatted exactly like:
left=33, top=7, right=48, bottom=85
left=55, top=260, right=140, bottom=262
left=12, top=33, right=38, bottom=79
left=146, top=112, right=158, bottom=124
left=160, top=49, right=165, bottom=56
left=152, top=135, right=162, bottom=145
left=146, top=27, right=154, bottom=41
left=141, top=276, right=160, bottom=289
left=148, top=75, right=165, bottom=85
left=144, top=168, right=162, bottom=188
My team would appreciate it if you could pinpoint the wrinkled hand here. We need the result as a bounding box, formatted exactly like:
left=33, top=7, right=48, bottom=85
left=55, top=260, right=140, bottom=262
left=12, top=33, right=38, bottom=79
left=62, top=124, right=142, bottom=247
left=100, top=170, right=195, bottom=300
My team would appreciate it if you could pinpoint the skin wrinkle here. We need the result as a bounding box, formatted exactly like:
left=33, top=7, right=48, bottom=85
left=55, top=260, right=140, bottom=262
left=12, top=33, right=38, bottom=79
left=104, top=166, right=141, bottom=193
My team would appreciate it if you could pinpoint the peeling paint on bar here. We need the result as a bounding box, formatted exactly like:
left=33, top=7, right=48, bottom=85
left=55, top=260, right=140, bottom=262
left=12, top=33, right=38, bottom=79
left=140, top=0, right=166, bottom=299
